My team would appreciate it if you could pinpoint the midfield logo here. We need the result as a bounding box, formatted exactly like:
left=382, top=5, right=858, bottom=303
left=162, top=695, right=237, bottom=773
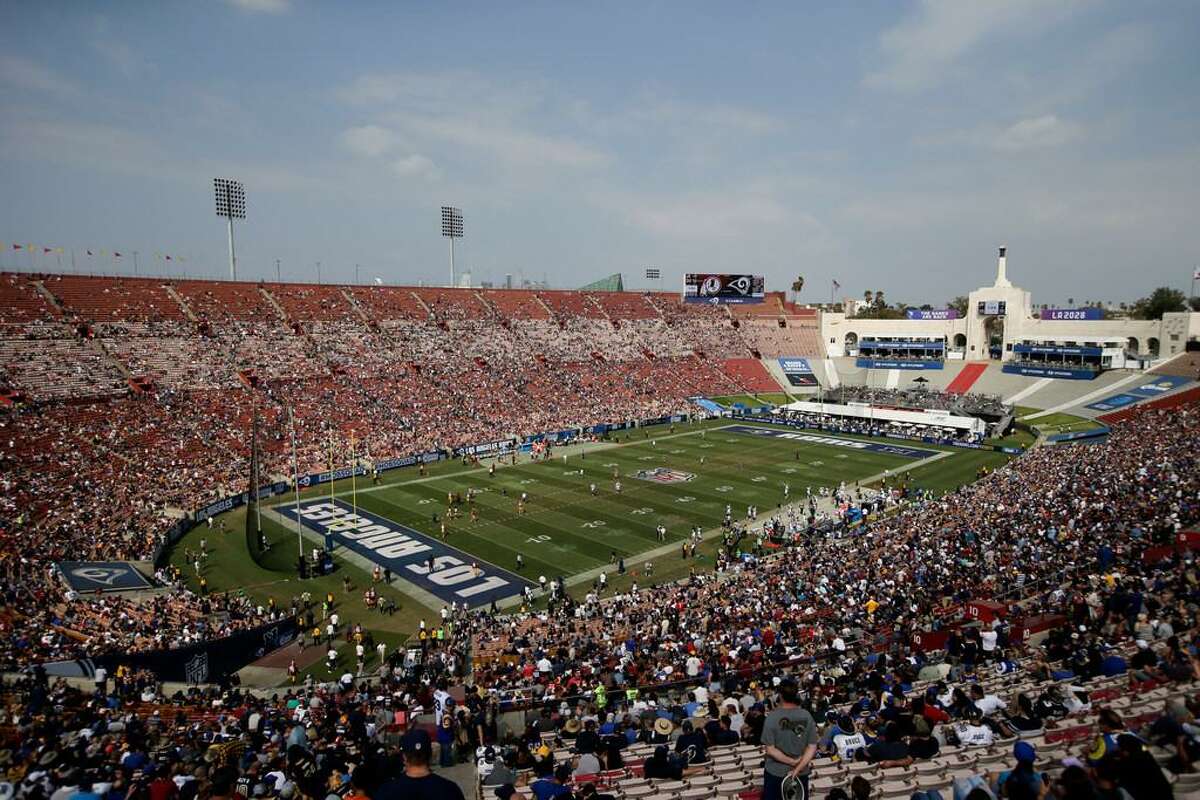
left=635, top=467, right=696, bottom=484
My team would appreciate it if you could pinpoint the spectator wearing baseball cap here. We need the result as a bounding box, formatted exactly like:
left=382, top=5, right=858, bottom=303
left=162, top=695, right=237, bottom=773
left=374, top=730, right=464, bottom=800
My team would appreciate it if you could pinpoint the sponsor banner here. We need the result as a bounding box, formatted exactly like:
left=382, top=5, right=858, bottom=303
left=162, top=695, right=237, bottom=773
left=1040, top=307, right=1104, bottom=321
left=778, top=358, right=818, bottom=387
left=283, top=499, right=531, bottom=606
left=1046, top=427, right=1109, bottom=444
left=855, top=358, right=944, bottom=370
left=1002, top=364, right=1097, bottom=380
left=196, top=494, right=244, bottom=521
left=454, top=439, right=516, bottom=457
left=721, top=423, right=937, bottom=459
left=58, top=561, right=153, bottom=593
left=906, top=309, right=959, bottom=320
left=778, top=357, right=813, bottom=374
left=376, top=451, right=444, bottom=471
left=1127, top=375, right=1190, bottom=397
left=1085, top=393, right=1141, bottom=412
left=1012, top=344, right=1103, bottom=356
left=42, top=617, right=298, bottom=683
left=859, top=341, right=944, bottom=350
left=683, top=273, right=765, bottom=304
left=298, top=465, right=369, bottom=490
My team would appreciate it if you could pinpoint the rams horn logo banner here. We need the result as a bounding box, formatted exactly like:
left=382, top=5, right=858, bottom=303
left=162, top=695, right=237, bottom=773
left=58, top=561, right=153, bottom=593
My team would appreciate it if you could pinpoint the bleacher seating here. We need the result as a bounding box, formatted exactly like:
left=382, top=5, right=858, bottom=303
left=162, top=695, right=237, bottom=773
left=45, top=275, right=187, bottom=323
left=718, top=358, right=782, bottom=392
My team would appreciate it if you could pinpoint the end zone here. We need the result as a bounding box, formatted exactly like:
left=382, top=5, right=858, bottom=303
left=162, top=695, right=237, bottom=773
left=279, top=498, right=531, bottom=607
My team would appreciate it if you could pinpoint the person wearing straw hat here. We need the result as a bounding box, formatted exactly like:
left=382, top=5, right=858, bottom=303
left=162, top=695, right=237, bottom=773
left=652, top=717, right=674, bottom=742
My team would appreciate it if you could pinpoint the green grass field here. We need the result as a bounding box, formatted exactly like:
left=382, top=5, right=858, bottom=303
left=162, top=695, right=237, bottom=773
left=710, top=393, right=794, bottom=407
left=169, top=418, right=1009, bottom=681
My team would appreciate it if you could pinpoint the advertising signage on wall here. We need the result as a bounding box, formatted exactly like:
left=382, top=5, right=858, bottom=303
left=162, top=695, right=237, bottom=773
left=683, top=274, right=765, bottom=304
left=905, top=309, right=959, bottom=320
left=1040, top=308, right=1104, bottom=321
left=977, top=300, right=1007, bottom=316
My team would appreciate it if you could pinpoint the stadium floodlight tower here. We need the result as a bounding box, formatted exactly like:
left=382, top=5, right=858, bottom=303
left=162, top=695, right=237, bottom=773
left=441, top=205, right=464, bottom=287
left=213, top=178, right=246, bottom=280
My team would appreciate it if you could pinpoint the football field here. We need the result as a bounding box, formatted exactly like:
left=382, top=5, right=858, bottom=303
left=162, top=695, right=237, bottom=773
left=170, top=417, right=1010, bottom=679
left=259, top=420, right=993, bottom=594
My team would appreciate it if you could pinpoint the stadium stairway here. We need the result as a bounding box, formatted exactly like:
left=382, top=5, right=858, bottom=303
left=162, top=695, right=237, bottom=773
left=945, top=362, right=988, bottom=394
left=163, top=284, right=199, bottom=322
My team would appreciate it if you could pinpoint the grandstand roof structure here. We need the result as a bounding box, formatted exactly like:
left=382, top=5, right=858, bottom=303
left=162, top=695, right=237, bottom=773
left=578, top=272, right=625, bottom=292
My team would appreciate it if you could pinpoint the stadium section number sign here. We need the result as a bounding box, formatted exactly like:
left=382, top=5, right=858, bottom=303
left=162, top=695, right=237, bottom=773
left=683, top=273, right=765, bottom=304
left=284, top=499, right=530, bottom=606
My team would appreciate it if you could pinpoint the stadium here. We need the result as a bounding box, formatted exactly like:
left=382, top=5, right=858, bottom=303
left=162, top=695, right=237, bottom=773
left=4, top=5, right=1200, bottom=800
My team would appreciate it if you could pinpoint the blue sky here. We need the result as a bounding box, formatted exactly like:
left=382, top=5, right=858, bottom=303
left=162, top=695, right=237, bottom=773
left=1, top=0, right=1197, bottom=306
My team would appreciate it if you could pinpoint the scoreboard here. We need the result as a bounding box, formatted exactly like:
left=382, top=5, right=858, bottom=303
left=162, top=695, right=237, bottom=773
left=684, top=273, right=765, bottom=304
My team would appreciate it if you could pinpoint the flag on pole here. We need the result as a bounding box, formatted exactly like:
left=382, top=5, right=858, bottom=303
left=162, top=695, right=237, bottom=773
left=12, top=244, right=21, bottom=250
left=1194, top=268, right=1200, bottom=281
left=87, top=249, right=94, bottom=256
left=43, top=247, right=53, bottom=254
left=832, top=279, right=841, bottom=291
left=113, top=252, right=122, bottom=258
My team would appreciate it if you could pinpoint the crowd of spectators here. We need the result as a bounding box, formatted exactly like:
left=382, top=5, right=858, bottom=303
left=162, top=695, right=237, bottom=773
left=835, top=387, right=1011, bottom=419
left=3, top=275, right=1200, bottom=800
left=0, top=277, right=808, bottom=669
left=767, top=408, right=986, bottom=444
left=0, top=400, right=1196, bottom=800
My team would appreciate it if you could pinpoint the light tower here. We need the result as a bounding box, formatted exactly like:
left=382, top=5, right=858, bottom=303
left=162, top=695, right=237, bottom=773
left=440, top=205, right=463, bottom=287
left=214, top=178, right=246, bottom=280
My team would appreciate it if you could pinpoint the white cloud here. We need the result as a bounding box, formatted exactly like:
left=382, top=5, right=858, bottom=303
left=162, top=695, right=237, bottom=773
left=991, top=114, right=1081, bottom=151
left=340, top=70, right=608, bottom=170
left=864, top=0, right=1089, bottom=92
left=391, top=154, right=439, bottom=180
left=404, top=116, right=608, bottom=168
left=340, top=125, right=398, bottom=158
left=224, top=0, right=291, bottom=14
left=0, top=55, right=79, bottom=96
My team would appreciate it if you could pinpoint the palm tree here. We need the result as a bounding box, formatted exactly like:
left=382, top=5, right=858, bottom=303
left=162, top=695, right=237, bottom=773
left=790, top=276, right=804, bottom=305
left=1068, top=297, right=1075, bottom=307
left=874, top=289, right=885, bottom=309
